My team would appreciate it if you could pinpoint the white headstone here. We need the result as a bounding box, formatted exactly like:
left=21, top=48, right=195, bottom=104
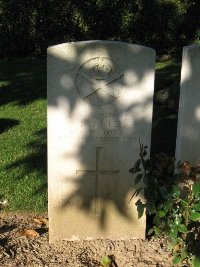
left=48, top=41, right=155, bottom=242
left=176, top=45, right=200, bottom=165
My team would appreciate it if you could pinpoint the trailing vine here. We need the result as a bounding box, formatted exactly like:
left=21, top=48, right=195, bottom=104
left=130, top=142, right=200, bottom=266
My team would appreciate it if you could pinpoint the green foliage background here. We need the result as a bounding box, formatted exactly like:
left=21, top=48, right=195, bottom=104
left=0, top=0, right=199, bottom=57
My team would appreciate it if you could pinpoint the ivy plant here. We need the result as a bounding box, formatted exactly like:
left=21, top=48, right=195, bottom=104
left=130, top=141, right=200, bottom=266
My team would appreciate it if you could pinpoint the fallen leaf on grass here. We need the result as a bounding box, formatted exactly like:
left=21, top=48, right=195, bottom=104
left=33, top=218, right=48, bottom=227
left=18, top=229, right=40, bottom=238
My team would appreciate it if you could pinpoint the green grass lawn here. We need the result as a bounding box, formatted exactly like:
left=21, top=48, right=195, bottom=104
left=0, top=58, right=47, bottom=212
left=155, top=59, right=181, bottom=90
left=0, top=57, right=181, bottom=212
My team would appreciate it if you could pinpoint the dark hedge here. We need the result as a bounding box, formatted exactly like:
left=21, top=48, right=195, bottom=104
left=0, top=0, right=199, bottom=57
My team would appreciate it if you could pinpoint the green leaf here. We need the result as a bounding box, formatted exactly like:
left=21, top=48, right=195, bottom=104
left=180, top=247, right=188, bottom=261
left=147, top=228, right=154, bottom=235
left=192, top=255, right=200, bottom=267
left=153, top=226, right=161, bottom=235
left=169, top=222, right=178, bottom=230
left=192, top=203, right=200, bottom=211
left=171, top=185, right=180, bottom=197
left=163, top=200, right=172, bottom=213
left=193, top=182, right=200, bottom=197
left=135, top=200, right=145, bottom=219
left=157, top=209, right=166, bottom=218
left=153, top=215, right=161, bottom=226
left=168, top=219, right=176, bottom=229
left=178, top=224, right=188, bottom=233
left=100, top=256, right=111, bottom=267
left=189, top=211, right=200, bottom=221
left=129, top=159, right=141, bottom=174
left=180, top=199, right=188, bottom=207
left=167, top=239, right=179, bottom=250
left=172, top=253, right=182, bottom=265
left=134, top=173, right=143, bottom=185
left=170, top=228, right=178, bottom=239
left=174, top=215, right=181, bottom=226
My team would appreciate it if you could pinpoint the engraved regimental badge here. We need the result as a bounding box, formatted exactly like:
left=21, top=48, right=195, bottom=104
left=75, top=57, right=124, bottom=106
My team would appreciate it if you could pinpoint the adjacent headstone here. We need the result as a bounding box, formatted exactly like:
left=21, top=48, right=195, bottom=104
left=48, top=41, right=155, bottom=242
left=176, top=45, right=200, bottom=165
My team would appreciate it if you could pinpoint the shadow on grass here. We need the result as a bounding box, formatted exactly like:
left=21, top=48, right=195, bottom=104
left=155, top=60, right=181, bottom=90
left=0, top=58, right=46, bottom=106
left=6, top=128, right=47, bottom=195
left=0, top=118, right=20, bottom=134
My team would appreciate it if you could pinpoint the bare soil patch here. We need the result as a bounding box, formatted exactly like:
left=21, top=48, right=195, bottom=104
left=0, top=213, right=172, bottom=267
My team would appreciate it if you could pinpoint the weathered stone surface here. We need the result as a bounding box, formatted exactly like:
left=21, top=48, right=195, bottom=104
left=175, top=45, right=200, bottom=165
left=48, top=41, right=155, bottom=242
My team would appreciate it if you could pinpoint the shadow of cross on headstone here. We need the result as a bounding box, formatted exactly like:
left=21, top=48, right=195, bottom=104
left=76, top=147, right=120, bottom=216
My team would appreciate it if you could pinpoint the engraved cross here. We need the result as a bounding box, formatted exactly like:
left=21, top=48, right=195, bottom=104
left=76, top=147, right=119, bottom=215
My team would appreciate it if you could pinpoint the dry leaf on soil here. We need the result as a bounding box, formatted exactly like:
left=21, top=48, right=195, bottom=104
left=33, top=217, right=48, bottom=226
left=18, top=229, right=40, bottom=238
